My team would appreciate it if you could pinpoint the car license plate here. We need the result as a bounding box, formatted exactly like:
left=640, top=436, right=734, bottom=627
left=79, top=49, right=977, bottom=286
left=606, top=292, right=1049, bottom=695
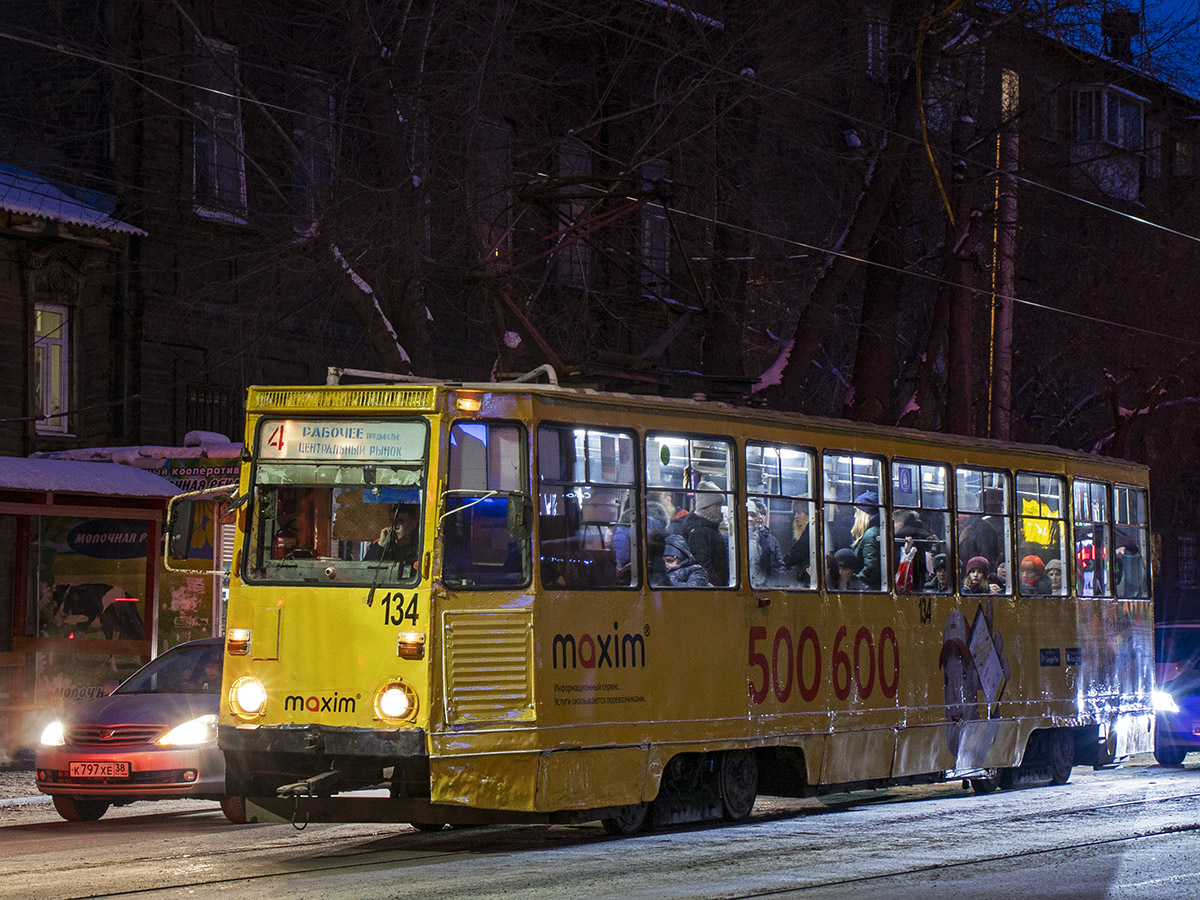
left=69, top=761, right=130, bottom=779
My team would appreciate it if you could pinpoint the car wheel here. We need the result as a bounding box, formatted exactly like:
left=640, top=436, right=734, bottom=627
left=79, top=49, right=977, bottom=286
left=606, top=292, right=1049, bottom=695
left=53, top=795, right=110, bottom=822
left=220, top=795, right=248, bottom=824
left=1155, top=742, right=1188, bottom=767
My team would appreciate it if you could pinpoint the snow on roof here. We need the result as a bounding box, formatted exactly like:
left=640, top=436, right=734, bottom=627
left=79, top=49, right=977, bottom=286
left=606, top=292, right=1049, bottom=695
left=0, top=457, right=179, bottom=498
left=0, top=163, right=147, bottom=237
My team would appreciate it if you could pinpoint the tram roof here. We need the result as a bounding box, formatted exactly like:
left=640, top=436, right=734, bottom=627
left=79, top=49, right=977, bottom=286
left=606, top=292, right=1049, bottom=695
left=246, top=378, right=1148, bottom=478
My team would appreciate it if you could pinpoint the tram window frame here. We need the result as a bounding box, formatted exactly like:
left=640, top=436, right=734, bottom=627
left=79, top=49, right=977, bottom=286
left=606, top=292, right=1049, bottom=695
left=891, top=459, right=950, bottom=595
left=1113, top=483, right=1150, bottom=599
left=821, top=452, right=888, bottom=592
left=954, top=467, right=1013, bottom=596
left=645, top=432, right=737, bottom=589
left=745, top=441, right=816, bottom=590
left=1072, top=479, right=1112, bottom=598
left=1015, top=472, right=1068, bottom=597
left=442, top=419, right=532, bottom=589
left=536, top=423, right=639, bottom=590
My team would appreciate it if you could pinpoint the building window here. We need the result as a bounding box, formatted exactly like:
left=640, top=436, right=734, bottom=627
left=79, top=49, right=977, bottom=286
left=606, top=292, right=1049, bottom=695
left=193, top=39, right=247, bottom=220
left=34, top=303, right=70, bottom=434
left=1073, top=86, right=1144, bottom=150
left=1178, top=536, right=1198, bottom=591
left=185, top=385, right=243, bottom=442
left=640, top=160, right=670, bottom=290
left=289, top=71, right=335, bottom=223
left=865, top=6, right=888, bottom=80
left=554, top=140, right=592, bottom=289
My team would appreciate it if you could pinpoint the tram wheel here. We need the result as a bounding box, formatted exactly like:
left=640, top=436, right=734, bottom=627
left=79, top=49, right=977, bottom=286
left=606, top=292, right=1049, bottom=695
left=601, top=802, right=648, bottom=836
left=52, top=795, right=110, bottom=822
left=1154, top=742, right=1188, bottom=767
left=1047, top=731, right=1074, bottom=786
left=718, top=750, right=758, bottom=822
left=969, top=776, right=999, bottom=795
left=409, top=821, right=447, bottom=832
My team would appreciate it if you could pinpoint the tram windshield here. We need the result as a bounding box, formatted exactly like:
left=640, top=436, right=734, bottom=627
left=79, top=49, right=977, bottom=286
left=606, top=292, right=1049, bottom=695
left=244, top=418, right=428, bottom=586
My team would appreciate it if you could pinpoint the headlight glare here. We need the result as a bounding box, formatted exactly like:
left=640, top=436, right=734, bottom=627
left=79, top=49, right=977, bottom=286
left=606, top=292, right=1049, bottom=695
left=158, top=714, right=218, bottom=746
left=1153, top=689, right=1180, bottom=713
left=230, top=676, right=268, bottom=719
left=40, top=721, right=65, bottom=746
left=374, top=680, right=417, bottom=721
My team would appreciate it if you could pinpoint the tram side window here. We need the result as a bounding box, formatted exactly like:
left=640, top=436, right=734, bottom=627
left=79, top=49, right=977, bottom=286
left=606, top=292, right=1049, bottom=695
left=1015, top=473, right=1067, bottom=596
left=1073, top=480, right=1111, bottom=597
left=745, top=442, right=815, bottom=589
left=955, top=468, right=1012, bottom=594
left=891, top=460, right=949, bottom=594
left=645, top=433, right=736, bottom=588
left=822, top=453, right=887, bottom=592
left=443, top=421, right=531, bottom=588
left=1114, top=484, right=1150, bottom=598
left=536, top=424, right=637, bottom=589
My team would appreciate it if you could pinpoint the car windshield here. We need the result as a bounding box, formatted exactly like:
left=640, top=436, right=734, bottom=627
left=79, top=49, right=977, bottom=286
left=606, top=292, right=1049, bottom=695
left=115, top=643, right=222, bottom=695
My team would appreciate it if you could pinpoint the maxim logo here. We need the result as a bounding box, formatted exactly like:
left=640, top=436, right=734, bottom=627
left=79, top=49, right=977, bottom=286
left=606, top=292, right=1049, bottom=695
left=552, top=622, right=646, bottom=670
left=284, top=693, right=357, bottom=713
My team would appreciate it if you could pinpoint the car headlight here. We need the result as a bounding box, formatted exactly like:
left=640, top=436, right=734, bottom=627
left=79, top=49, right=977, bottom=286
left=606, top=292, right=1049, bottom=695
left=40, top=721, right=65, bottom=746
left=158, top=714, right=218, bottom=746
left=1153, top=689, right=1180, bottom=713
left=229, top=676, right=268, bottom=719
left=373, top=680, right=417, bottom=722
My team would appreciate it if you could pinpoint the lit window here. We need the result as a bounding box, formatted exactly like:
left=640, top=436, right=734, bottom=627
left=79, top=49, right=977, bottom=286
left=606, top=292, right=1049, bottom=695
left=34, top=303, right=69, bottom=434
left=194, top=39, right=247, bottom=219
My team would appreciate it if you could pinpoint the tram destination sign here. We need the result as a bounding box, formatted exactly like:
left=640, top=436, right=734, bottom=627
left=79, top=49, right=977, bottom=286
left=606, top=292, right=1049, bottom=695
left=259, top=418, right=426, bottom=462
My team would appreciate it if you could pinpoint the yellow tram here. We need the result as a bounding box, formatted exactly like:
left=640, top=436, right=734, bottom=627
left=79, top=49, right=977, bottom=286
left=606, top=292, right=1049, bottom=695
left=205, top=374, right=1154, bottom=832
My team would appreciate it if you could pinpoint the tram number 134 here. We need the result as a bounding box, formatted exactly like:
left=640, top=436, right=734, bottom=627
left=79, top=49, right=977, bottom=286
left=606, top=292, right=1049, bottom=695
left=748, top=625, right=900, bottom=705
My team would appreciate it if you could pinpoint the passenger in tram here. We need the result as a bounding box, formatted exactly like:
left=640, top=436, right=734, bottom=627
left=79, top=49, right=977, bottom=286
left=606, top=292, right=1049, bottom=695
left=364, top=505, right=420, bottom=573
left=893, top=510, right=939, bottom=593
left=747, top=499, right=788, bottom=587
left=989, top=560, right=1008, bottom=593
left=659, top=533, right=711, bottom=587
left=961, top=556, right=991, bottom=594
left=831, top=547, right=866, bottom=591
left=781, top=500, right=812, bottom=586
left=1045, top=559, right=1065, bottom=595
left=667, top=482, right=729, bottom=586
left=925, top=554, right=951, bottom=592
left=1018, top=555, right=1051, bottom=594
left=850, top=491, right=881, bottom=589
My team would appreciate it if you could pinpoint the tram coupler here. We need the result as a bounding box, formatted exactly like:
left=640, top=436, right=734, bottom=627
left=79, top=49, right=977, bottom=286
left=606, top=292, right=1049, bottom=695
left=277, top=768, right=342, bottom=798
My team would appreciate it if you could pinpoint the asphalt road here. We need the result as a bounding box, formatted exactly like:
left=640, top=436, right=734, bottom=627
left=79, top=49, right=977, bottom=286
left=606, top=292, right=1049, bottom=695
left=2, top=754, right=1198, bottom=900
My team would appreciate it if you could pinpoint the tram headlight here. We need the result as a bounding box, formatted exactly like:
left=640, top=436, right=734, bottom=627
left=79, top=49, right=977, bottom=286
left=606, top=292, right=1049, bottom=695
left=229, top=676, right=268, bottom=719
left=1152, top=689, right=1180, bottom=714
left=374, top=680, right=418, bottom=722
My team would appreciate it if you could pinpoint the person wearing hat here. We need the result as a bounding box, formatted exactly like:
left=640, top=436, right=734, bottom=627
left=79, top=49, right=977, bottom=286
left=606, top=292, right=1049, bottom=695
left=1045, top=558, right=1065, bottom=595
left=659, top=533, right=711, bottom=587
left=1019, top=554, right=1051, bottom=594
left=926, top=553, right=951, bottom=592
left=849, top=491, right=881, bottom=589
left=961, top=556, right=991, bottom=594
left=666, top=481, right=729, bottom=586
left=747, top=499, right=788, bottom=587
left=831, top=547, right=866, bottom=591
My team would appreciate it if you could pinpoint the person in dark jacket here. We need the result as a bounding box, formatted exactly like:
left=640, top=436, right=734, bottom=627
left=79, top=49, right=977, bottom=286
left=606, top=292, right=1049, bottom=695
left=668, top=482, right=729, bottom=586
left=782, top=500, right=813, bottom=585
left=747, top=499, right=788, bottom=587
left=659, top=533, right=711, bottom=587
left=850, top=491, right=881, bottom=589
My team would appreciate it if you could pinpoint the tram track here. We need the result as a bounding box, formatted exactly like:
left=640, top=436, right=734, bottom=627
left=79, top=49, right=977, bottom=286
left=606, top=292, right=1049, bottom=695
left=42, top=782, right=1200, bottom=900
